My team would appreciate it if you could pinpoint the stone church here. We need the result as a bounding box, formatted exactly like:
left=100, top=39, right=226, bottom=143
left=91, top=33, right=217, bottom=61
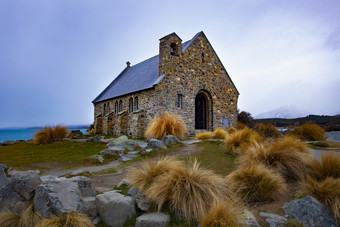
left=92, top=31, right=239, bottom=138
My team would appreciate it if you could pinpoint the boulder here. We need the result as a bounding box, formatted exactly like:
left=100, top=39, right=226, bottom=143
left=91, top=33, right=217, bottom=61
left=0, top=163, right=9, bottom=188
left=1, top=140, right=17, bottom=146
left=70, top=176, right=96, bottom=197
left=90, top=154, right=104, bottom=163
left=136, top=192, right=151, bottom=212
left=12, top=171, right=42, bottom=200
left=117, top=179, right=132, bottom=188
left=69, top=130, right=83, bottom=138
left=127, top=187, right=139, bottom=197
left=108, top=136, right=139, bottom=151
left=96, top=190, right=136, bottom=227
left=161, top=135, right=180, bottom=146
left=241, top=209, right=261, bottom=227
left=83, top=197, right=98, bottom=218
left=259, top=212, right=287, bottom=227
left=145, top=139, right=167, bottom=150
left=135, top=213, right=170, bottom=227
left=101, top=147, right=125, bottom=157
left=282, top=196, right=337, bottom=227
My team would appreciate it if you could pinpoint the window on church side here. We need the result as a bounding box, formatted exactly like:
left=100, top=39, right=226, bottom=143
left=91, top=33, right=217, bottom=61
left=119, top=100, right=122, bottom=112
left=129, top=98, right=133, bottom=113
left=177, top=94, right=182, bottom=109
left=170, top=43, right=178, bottom=56
left=201, top=53, right=205, bottom=63
left=134, top=97, right=138, bottom=111
left=115, top=101, right=118, bottom=113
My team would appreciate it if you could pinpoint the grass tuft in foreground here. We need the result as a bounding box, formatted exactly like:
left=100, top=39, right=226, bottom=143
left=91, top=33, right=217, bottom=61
left=36, top=212, right=94, bottom=227
left=225, top=128, right=263, bottom=154
left=255, top=123, right=280, bottom=138
left=196, top=132, right=213, bottom=140
left=309, top=153, right=340, bottom=180
left=212, top=128, right=228, bottom=140
left=0, top=210, right=20, bottom=227
left=19, top=204, right=42, bottom=227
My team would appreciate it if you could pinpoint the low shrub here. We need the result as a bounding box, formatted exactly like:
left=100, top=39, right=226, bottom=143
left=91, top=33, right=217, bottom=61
left=302, top=176, right=340, bottom=224
left=227, top=163, right=286, bottom=203
left=239, top=138, right=313, bottom=181
left=145, top=159, right=231, bottom=221
left=292, top=122, right=326, bottom=141
left=0, top=211, right=20, bottom=227
left=53, top=124, right=68, bottom=140
left=196, top=131, right=213, bottom=140
left=36, top=212, right=94, bottom=227
left=225, top=128, right=262, bottom=154
left=213, top=128, right=228, bottom=139
left=255, top=123, right=280, bottom=138
left=200, top=200, right=245, bottom=227
left=34, top=126, right=55, bottom=144
left=144, top=112, right=188, bottom=140
left=309, top=153, right=340, bottom=180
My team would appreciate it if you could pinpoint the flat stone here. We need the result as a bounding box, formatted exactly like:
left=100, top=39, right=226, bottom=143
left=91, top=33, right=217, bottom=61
left=145, top=139, right=167, bottom=150
left=260, top=212, right=287, bottom=227
left=90, top=154, right=104, bottom=163
left=135, top=213, right=170, bottom=227
left=120, top=155, right=138, bottom=162
left=101, top=147, right=125, bottom=157
left=117, top=179, right=132, bottom=188
left=161, top=135, right=180, bottom=146
left=241, top=209, right=261, bottom=227
left=128, top=151, right=139, bottom=155
left=182, top=139, right=201, bottom=145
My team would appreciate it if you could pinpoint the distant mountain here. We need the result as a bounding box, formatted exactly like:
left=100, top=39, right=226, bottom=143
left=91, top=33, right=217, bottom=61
left=255, top=106, right=308, bottom=119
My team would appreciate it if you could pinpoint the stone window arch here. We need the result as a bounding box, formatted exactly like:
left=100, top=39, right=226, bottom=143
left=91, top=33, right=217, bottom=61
left=170, top=43, right=178, bottom=56
left=201, top=53, right=205, bottom=63
left=177, top=94, right=182, bottom=109
left=119, top=100, right=122, bottom=112
left=134, top=96, right=138, bottom=111
left=115, top=101, right=118, bottom=113
left=129, top=97, right=133, bottom=113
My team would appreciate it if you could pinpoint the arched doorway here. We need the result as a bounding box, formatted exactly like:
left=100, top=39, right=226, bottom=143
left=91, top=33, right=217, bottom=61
left=195, top=93, right=207, bottom=129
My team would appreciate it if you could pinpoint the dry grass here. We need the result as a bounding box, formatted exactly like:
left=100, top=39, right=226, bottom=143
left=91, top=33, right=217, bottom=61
left=196, top=131, right=213, bottom=140
left=201, top=200, right=245, bottom=227
left=19, top=204, right=42, bottom=227
left=144, top=112, right=188, bottom=140
left=227, top=163, right=286, bottom=203
left=127, top=157, right=184, bottom=193
left=225, top=128, right=263, bottom=154
left=34, top=126, right=55, bottom=144
left=293, top=122, right=326, bottom=141
left=309, top=153, right=340, bottom=180
left=36, top=212, right=94, bottom=227
left=255, top=123, right=280, bottom=138
left=213, top=128, right=228, bottom=139
left=0, top=211, right=20, bottom=227
left=145, top=159, right=232, bottom=221
left=239, top=138, right=313, bottom=181
left=301, top=176, right=340, bottom=224
left=227, top=126, right=237, bottom=135
left=53, top=125, right=68, bottom=140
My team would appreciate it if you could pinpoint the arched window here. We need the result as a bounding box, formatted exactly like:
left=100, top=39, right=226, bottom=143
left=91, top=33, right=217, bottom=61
left=129, top=98, right=133, bottom=113
left=103, top=103, right=106, bottom=115
left=201, top=53, right=205, bottom=63
left=134, top=97, right=138, bottom=111
left=107, top=103, right=110, bottom=114
left=170, top=43, right=178, bottom=56
left=115, top=101, right=118, bottom=113
left=177, top=94, right=182, bottom=109
left=119, top=100, right=122, bottom=112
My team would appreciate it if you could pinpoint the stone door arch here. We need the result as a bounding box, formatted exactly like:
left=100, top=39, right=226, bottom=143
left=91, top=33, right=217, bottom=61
left=195, top=90, right=212, bottom=130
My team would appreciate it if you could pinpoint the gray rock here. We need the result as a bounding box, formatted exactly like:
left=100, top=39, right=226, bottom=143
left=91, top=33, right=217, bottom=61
left=93, top=137, right=100, bottom=143
left=71, top=169, right=85, bottom=175
left=101, top=147, right=125, bottom=157
left=12, top=170, right=42, bottom=200
left=107, top=136, right=140, bottom=151
left=128, top=151, right=139, bottom=155
left=90, top=154, right=104, bottom=163
left=136, top=193, right=151, bottom=212
left=0, top=163, right=9, bottom=188
left=117, top=179, right=132, bottom=188
left=283, top=196, right=338, bottom=227
left=136, top=213, right=170, bottom=227
left=260, top=212, right=287, bottom=227
left=96, top=190, right=136, bottom=227
left=83, top=197, right=98, bottom=218
left=1, top=140, right=17, bottom=146
left=241, top=209, right=261, bottom=227
left=69, top=130, right=83, bottom=138
left=120, top=155, right=138, bottom=162
left=70, top=176, right=96, bottom=197
left=92, top=216, right=101, bottom=225
left=127, top=187, right=139, bottom=197
left=161, top=135, right=180, bottom=146
left=145, top=139, right=167, bottom=150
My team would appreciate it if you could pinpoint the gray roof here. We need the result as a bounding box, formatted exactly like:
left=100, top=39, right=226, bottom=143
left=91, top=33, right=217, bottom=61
left=93, top=31, right=203, bottom=103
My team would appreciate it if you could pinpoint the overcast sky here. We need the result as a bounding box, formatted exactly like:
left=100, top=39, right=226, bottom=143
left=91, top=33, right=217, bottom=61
left=1, top=0, right=339, bottom=128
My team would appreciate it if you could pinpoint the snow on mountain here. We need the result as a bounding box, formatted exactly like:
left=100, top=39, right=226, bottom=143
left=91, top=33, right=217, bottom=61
left=255, top=106, right=308, bottom=119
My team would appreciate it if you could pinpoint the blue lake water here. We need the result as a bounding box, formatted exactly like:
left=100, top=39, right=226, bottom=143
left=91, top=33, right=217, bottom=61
left=0, top=128, right=88, bottom=143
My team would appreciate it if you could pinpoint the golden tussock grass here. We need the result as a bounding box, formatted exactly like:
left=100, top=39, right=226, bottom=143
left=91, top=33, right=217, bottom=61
left=127, top=157, right=183, bottom=193
left=34, top=126, right=55, bottom=144
left=145, top=159, right=232, bottom=221
left=309, top=153, right=340, bottom=180
left=0, top=211, right=20, bottom=227
left=255, top=123, right=280, bottom=138
left=293, top=122, right=326, bottom=141
left=226, top=163, right=286, bottom=203
left=225, top=128, right=263, bottom=154
left=36, top=212, right=94, bottom=227
left=213, top=128, right=228, bottom=139
left=196, top=132, right=213, bottom=140
left=53, top=125, right=68, bottom=140
left=239, top=138, right=313, bottom=181
left=201, top=200, right=245, bottom=227
left=227, top=126, right=237, bottom=135
left=301, top=176, right=340, bottom=224
left=144, top=112, right=188, bottom=140
left=19, top=204, right=42, bottom=227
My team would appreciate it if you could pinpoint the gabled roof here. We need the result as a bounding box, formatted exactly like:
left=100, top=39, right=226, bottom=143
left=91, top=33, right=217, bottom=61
left=93, top=32, right=203, bottom=103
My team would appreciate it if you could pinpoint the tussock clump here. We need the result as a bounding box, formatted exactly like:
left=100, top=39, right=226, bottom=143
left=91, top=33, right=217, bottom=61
left=213, top=128, right=228, bottom=139
left=144, top=112, right=188, bottom=140
left=127, top=157, right=183, bottom=193
left=271, top=136, right=310, bottom=154
left=36, top=212, right=94, bottom=227
left=145, top=159, right=231, bottom=221
left=0, top=211, right=20, bottom=227
left=309, top=153, right=340, bottom=180
left=53, top=124, right=68, bottom=140
left=239, top=139, right=313, bottom=181
left=225, top=128, right=263, bottom=154
left=293, top=122, right=326, bottom=141
left=227, top=126, right=237, bottom=135
left=255, top=123, right=280, bottom=138
left=34, top=126, right=55, bottom=144
left=201, top=200, right=245, bottom=227
left=302, top=176, right=340, bottom=224
left=227, top=163, right=286, bottom=203
left=196, top=131, right=213, bottom=140
left=19, top=204, right=42, bottom=227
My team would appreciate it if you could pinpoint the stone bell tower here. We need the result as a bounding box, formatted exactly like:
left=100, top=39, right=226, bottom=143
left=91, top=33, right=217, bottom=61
left=158, top=32, right=182, bottom=76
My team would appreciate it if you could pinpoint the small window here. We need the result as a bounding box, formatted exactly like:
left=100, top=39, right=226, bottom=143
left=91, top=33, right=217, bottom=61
left=107, top=103, right=110, bottom=114
left=103, top=103, right=106, bottom=114
left=177, top=94, right=182, bottom=109
left=134, top=97, right=138, bottom=110
left=201, top=53, right=205, bottom=63
left=115, top=101, right=118, bottom=113
left=119, top=100, right=122, bottom=112
left=129, top=98, right=133, bottom=113
left=170, top=43, right=178, bottom=56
